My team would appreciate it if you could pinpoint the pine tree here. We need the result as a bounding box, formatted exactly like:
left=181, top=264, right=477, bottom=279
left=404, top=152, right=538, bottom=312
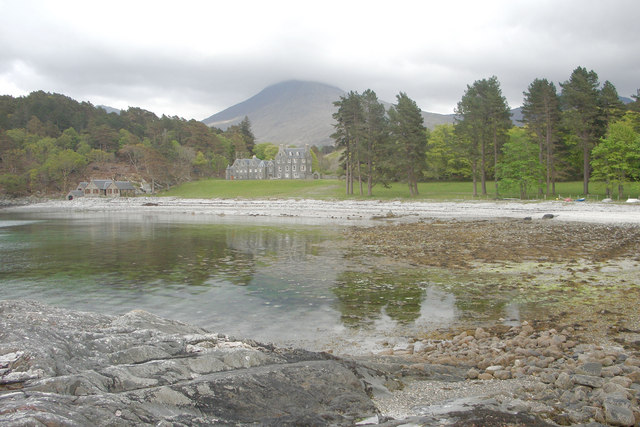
left=455, top=76, right=511, bottom=196
left=560, top=66, right=602, bottom=195
left=360, top=89, right=388, bottom=196
left=388, top=93, right=427, bottom=196
left=598, top=81, right=625, bottom=126
left=522, top=78, right=561, bottom=196
left=332, top=92, right=364, bottom=195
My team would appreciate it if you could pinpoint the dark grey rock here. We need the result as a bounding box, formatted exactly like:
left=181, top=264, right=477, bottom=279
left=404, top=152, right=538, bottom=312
left=0, top=300, right=380, bottom=425
left=572, top=373, right=605, bottom=388
left=555, top=371, right=574, bottom=389
left=603, top=396, right=636, bottom=426
left=578, top=361, right=603, bottom=377
left=542, top=213, right=555, bottom=219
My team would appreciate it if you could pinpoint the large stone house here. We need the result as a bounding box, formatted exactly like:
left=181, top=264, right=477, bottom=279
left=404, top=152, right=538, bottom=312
left=225, top=157, right=275, bottom=180
left=226, top=145, right=313, bottom=180
left=67, top=179, right=136, bottom=199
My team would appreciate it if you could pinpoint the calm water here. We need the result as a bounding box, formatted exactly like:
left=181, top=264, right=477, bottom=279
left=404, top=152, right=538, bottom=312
left=0, top=211, right=515, bottom=353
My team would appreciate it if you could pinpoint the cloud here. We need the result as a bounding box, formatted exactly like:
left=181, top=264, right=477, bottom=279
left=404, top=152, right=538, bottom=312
left=1, top=0, right=639, bottom=119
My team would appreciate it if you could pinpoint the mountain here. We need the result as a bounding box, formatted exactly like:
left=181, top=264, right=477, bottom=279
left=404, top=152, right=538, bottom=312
left=203, top=80, right=456, bottom=147
left=97, top=105, right=121, bottom=115
left=203, top=81, right=343, bottom=147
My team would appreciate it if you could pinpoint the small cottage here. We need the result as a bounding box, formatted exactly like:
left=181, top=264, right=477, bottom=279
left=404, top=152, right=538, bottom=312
left=68, top=179, right=136, bottom=199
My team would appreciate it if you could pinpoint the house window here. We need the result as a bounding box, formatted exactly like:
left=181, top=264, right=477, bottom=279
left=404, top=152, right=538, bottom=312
left=301, top=165, right=305, bottom=171
left=292, top=165, right=296, bottom=171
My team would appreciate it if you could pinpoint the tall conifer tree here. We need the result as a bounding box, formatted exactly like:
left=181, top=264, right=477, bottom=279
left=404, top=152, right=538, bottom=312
left=560, top=66, right=601, bottom=194
left=388, top=92, right=427, bottom=196
left=522, top=78, right=561, bottom=196
left=455, top=76, right=511, bottom=196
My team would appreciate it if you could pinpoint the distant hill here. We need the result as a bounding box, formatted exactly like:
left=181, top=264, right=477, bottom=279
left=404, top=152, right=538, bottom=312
left=203, top=80, right=456, bottom=147
left=202, top=80, right=529, bottom=147
left=203, top=81, right=343, bottom=147
left=97, top=105, right=121, bottom=115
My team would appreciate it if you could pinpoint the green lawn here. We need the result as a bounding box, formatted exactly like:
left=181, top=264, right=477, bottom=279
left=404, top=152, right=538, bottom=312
left=160, top=179, right=640, bottom=201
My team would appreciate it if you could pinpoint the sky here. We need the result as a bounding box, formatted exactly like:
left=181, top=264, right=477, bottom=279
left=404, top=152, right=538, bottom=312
left=1, top=0, right=639, bottom=120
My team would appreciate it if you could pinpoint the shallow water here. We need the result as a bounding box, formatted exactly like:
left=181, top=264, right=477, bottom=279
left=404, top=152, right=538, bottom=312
left=0, top=211, right=522, bottom=353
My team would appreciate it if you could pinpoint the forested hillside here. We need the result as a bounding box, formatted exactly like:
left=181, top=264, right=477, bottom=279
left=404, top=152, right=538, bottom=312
left=1, top=66, right=639, bottom=200
left=0, top=92, right=256, bottom=196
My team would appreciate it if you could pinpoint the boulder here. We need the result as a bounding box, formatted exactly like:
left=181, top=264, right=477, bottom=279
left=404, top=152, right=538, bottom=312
left=0, top=300, right=380, bottom=425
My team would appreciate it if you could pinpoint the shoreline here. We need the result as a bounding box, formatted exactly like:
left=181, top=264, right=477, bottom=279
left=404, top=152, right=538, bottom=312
left=3, top=196, right=640, bottom=225
left=3, top=197, right=640, bottom=425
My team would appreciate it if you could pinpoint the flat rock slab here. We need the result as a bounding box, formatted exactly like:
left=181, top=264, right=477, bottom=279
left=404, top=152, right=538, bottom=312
left=0, top=300, right=379, bottom=425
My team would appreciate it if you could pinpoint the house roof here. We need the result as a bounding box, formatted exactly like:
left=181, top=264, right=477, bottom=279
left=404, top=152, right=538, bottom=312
left=86, top=179, right=135, bottom=190
left=113, top=181, right=136, bottom=190
left=231, top=157, right=273, bottom=168
left=90, top=180, right=113, bottom=190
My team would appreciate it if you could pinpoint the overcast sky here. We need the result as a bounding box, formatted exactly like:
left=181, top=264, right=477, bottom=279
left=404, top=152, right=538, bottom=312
left=1, top=0, right=638, bottom=120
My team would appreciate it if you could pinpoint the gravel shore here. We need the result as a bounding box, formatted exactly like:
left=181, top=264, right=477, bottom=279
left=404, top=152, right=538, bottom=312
left=4, top=196, right=640, bottom=225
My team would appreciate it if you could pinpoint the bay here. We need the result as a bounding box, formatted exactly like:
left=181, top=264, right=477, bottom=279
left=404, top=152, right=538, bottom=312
left=0, top=211, right=458, bottom=353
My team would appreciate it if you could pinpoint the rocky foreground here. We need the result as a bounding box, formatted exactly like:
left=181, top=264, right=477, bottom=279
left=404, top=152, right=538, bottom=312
left=0, top=300, right=381, bottom=425
left=1, top=300, right=639, bottom=426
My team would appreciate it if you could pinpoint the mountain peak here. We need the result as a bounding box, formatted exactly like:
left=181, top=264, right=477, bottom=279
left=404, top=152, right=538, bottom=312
left=202, top=80, right=345, bottom=146
left=202, top=80, right=456, bottom=147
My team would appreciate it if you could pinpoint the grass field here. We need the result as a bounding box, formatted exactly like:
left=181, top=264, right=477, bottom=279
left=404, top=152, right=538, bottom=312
left=161, top=179, right=640, bottom=201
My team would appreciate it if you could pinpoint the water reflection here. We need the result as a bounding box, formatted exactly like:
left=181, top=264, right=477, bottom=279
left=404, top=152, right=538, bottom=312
left=0, top=212, right=529, bottom=352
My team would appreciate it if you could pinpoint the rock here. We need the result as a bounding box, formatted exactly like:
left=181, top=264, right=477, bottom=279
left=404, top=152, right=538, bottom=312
left=519, top=324, right=535, bottom=336
left=602, top=364, right=624, bottom=377
left=478, top=372, right=494, bottom=380
left=604, top=395, right=636, bottom=426
left=412, top=341, right=428, bottom=354
left=467, top=368, right=479, bottom=379
left=573, top=374, right=605, bottom=388
left=582, top=405, right=606, bottom=423
left=485, top=365, right=503, bottom=374
left=539, top=371, right=558, bottom=384
left=474, top=327, right=490, bottom=340
left=609, top=376, right=633, bottom=389
left=493, top=369, right=511, bottom=380
left=0, top=300, right=380, bottom=425
left=542, top=213, right=555, bottom=219
left=555, top=372, right=574, bottom=389
left=578, top=361, right=603, bottom=377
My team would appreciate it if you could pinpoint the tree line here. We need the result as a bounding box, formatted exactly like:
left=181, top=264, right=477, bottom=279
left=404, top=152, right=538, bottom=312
left=2, top=66, right=639, bottom=199
left=0, top=91, right=257, bottom=195
left=333, top=66, right=640, bottom=199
